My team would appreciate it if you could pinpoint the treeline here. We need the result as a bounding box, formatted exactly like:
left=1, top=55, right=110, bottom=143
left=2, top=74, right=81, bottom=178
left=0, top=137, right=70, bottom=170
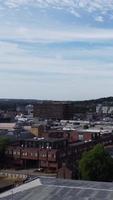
left=0, top=99, right=37, bottom=111
left=0, top=96, right=113, bottom=113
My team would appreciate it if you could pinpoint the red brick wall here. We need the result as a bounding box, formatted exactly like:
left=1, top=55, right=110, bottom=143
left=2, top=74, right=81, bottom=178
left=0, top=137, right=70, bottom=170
left=48, top=150, right=57, bottom=161
left=70, top=131, right=79, bottom=142
left=83, top=133, right=92, bottom=141
left=39, top=149, right=47, bottom=161
left=21, top=148, right=38, bottom=160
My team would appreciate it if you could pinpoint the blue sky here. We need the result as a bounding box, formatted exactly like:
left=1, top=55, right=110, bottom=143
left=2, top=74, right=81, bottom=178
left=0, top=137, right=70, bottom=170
left=0, top=0, right=113, bottom=100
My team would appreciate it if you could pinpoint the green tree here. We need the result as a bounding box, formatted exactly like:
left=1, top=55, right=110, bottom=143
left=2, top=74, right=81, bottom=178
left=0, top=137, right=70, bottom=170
left=79, top=144, right=113, bottom=182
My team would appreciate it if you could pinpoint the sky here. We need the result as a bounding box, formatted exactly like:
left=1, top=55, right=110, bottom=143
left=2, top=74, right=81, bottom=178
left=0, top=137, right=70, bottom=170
left=0, top=0, right=113, bottom=100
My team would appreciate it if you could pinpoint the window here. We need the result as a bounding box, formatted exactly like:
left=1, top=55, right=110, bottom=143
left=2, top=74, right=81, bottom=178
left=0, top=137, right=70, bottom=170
left=13, top=151, right=16, bottom=155
left=48, top=153, right=51, bottom=158
left=52, top=154, right=56, bottom=159
left=17, top=151, right=20, bottom=156
left=35, top=153, right=38, bottom=157
left=41, top=153, right=46, bottom=157
left=23, top=152, right=28, bottom=156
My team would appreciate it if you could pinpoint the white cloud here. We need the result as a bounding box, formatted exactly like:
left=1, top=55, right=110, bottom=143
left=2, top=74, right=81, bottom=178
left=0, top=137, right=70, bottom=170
left=1, top=25, right=113, bottom=43
left=3, top=0, right=113, bottom=17
left=0, top=40, right=113, bottom=77
left=0, top=40, right=113, bottom=100
left=95, top=15, right=104, bottom=22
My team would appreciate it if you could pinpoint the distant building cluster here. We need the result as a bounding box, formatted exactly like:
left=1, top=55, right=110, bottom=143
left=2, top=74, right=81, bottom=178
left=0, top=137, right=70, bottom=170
left=1, top=99, right=113, bottom=179
left=96, top=104, right=113, bottom=114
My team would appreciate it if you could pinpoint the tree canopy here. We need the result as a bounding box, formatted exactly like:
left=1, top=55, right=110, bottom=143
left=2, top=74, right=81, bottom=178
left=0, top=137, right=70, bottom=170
left=79, top=144, right=113, bottom=182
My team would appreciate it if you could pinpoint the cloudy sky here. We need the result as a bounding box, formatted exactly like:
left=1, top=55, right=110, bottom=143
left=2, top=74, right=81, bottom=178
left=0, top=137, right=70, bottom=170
left=0, top=0, right=113, bottom=100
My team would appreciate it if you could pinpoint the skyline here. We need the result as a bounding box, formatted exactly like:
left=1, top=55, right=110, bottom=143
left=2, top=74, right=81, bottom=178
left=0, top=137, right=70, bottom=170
left=0, top=0, right=113, bottom=100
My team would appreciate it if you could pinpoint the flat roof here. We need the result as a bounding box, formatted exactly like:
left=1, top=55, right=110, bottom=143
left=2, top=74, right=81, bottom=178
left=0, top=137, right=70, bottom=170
left=78, top=129, right=101, bottom=133
left=69, top=141, right=91, bottom=147
left=22, top=138, right=67, bottom=142
left=0, top=123, right=16, bottom=130
left=1, top=177, right=113, bottom=200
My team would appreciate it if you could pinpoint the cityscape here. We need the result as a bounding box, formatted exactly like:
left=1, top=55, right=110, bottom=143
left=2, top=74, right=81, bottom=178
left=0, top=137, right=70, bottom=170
left=1, top=0, right=113, bottom=199
left=0, top=98, right=113, bottom=199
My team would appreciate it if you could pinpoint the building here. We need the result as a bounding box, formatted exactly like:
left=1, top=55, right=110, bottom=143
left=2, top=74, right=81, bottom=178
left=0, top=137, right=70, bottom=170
left=30, top=125, right=45, bottom=137
left=57, top=163, right=72, bottom=179
left=1, top=177, right=113, bottom=199
left=77, top=129, right=101, bottom=141
left=6, top=138, right=68, bottom=172
left=34, top=102, right=74, bottom=120
left=5, top=131, right=113, bottom=173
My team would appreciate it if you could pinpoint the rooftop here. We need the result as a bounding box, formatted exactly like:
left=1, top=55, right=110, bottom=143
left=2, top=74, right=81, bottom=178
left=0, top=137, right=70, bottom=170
left=1, top=177, right=113, bottom=200
left=21, top=138, right=67, bottom=142
left=78, top=129, right=101, bottom=133
left=0, top=123, right=16, bottom=130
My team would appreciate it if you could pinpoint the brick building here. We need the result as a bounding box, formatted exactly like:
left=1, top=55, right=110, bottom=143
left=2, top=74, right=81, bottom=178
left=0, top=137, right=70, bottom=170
left=5, top=130, right=113, bottom=174
left=6, top=138, right=68, bottom=172
left=34, top=102, right=74, bottom=120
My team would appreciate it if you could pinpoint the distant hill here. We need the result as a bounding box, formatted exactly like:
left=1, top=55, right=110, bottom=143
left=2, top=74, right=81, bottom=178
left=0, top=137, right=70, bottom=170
left=0, top=97, right=113, bottom=111
left=75, top=96, right=113, bottom=105
left=0, top=96, right=113, bottom=104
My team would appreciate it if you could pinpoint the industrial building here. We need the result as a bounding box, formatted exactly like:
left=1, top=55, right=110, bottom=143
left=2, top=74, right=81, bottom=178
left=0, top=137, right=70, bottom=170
left=34, top=102, right=77, bottom=120
left=5, top=131, right=113, bottom=175
left=1, top=177, right=113, bottom=200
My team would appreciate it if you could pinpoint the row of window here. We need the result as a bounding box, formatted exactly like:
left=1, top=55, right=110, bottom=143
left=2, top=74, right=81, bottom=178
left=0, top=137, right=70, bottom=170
left=39, top=153, right=56, bottom=159
left=7, top=150, right=56, bottom=159
left=20, top=141, right=67, bottom=149
left=22, top=152, right=38, bottom=157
